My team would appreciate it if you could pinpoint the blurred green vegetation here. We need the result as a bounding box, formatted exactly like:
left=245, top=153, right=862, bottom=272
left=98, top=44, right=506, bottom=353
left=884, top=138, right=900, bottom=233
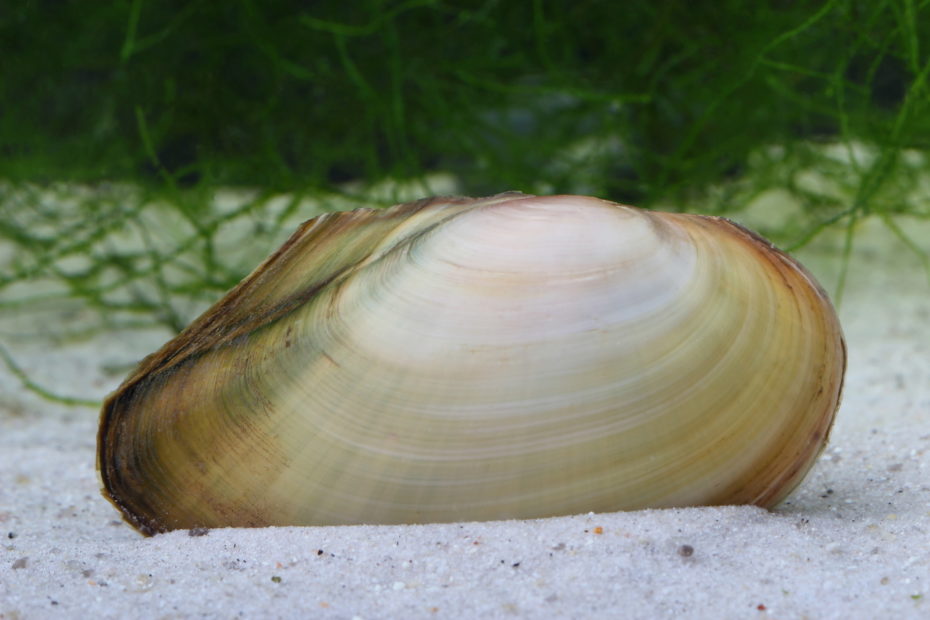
left=3, top=0, right=928, bottom=200
left=1, top=0, right=929, bottom=345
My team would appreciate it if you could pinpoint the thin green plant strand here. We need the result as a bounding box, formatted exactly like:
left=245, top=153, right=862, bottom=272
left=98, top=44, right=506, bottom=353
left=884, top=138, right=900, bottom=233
left=0, top=344, right=100, bottom=409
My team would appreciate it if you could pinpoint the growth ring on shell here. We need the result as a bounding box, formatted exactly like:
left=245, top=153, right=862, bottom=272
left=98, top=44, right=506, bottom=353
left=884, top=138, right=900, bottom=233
left=97, top=192, right=846, bottom=535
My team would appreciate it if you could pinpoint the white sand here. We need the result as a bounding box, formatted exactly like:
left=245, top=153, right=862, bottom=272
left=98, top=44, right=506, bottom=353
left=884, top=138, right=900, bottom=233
left=2, top=217, right=929, bottom=619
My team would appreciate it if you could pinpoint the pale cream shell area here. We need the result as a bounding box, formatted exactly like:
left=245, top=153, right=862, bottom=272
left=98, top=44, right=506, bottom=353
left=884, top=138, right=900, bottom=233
left=98, top=193, right=845, bottom=534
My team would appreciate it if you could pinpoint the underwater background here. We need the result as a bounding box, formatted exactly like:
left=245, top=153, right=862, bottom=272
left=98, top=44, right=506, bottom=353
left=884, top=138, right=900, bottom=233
left=1, top=0, right=928, bottom=382
left=2, top=6, right=930, bottom=618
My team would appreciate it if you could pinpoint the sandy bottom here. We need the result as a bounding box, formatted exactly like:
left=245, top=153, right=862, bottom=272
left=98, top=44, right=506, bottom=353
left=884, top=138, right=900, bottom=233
left=1, top=218, right=929, bottom=619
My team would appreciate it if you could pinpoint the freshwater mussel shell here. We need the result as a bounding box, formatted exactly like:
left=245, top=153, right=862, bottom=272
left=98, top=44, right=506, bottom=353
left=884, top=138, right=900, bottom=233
left=98, top=193, right=846, bottom=534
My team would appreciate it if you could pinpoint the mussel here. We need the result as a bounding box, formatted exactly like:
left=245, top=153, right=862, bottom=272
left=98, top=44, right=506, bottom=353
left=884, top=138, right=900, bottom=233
left=98, top=192, right=845, bottom=535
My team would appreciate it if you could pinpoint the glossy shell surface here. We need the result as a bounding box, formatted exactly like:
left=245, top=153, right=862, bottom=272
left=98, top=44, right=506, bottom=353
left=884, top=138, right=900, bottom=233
left=98, top=193, right=846, bottom=534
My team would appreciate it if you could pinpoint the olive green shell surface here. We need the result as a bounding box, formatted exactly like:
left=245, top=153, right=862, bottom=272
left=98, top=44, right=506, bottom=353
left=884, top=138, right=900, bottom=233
left=97, top=193, right=846, bottom=535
